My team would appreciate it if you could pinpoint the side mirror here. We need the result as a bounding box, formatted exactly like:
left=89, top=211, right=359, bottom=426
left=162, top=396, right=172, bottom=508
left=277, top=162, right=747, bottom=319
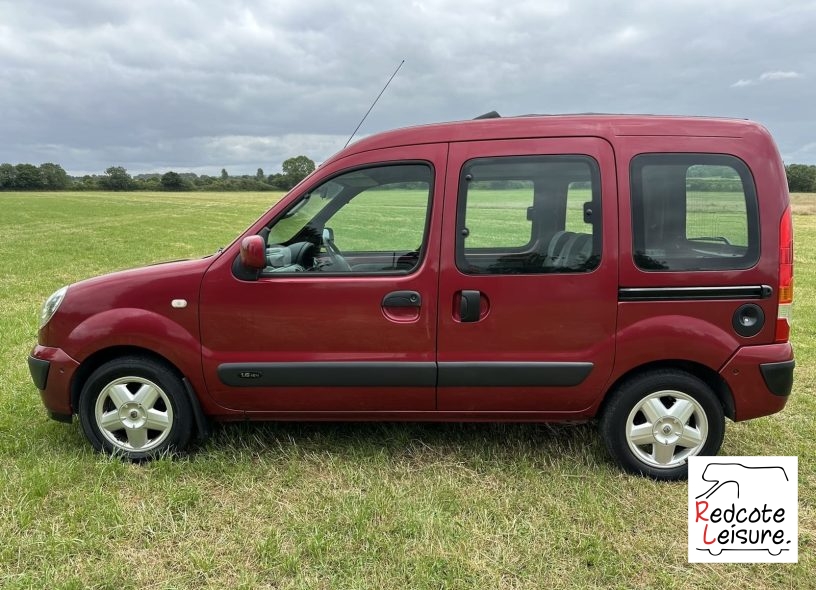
left=322, top=227, right=334, bottom=243
left=240, top=235, right=266, bottom=270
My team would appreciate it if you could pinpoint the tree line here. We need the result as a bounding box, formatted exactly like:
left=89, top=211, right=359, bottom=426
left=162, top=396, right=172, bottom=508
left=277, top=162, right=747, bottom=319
left=785, top=164, right=816, bottom=192
left=1, top=158, right=815, bottom=193
left=0, top=156, right=316, bottom=192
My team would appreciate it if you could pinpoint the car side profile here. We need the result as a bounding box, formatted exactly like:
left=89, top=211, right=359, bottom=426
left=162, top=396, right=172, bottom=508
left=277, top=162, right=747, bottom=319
left=28, top=114, right=795, bottom=479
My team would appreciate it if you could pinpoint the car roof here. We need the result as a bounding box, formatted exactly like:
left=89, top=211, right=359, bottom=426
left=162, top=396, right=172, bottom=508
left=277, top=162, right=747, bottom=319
left=323, top=114, right=768, bottom=166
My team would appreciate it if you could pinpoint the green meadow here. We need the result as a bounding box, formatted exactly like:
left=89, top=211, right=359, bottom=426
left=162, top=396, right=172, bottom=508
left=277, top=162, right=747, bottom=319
left=0, top=190, right=813, bottom=589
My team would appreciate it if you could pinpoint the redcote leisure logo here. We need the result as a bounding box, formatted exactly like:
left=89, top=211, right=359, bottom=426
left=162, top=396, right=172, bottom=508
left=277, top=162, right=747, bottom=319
left=688, top=456, right=798, bottom=563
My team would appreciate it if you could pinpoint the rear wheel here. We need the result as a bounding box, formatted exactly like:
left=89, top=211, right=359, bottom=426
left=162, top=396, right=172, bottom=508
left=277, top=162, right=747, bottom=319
left=599, top=370, right=725, bottom=480
left=78, top=357, right=193, bottom=460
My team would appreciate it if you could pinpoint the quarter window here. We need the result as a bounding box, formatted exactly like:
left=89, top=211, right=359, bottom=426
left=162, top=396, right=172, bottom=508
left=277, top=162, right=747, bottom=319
left=630, top=154, right=759, bottom=271
left=456, top=156, right=602, bottom=275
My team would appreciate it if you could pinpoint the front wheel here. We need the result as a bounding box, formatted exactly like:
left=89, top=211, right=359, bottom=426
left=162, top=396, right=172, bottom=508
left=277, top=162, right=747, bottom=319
left=78, top=357, right=193, bottom=460
left=599, top=370, right=725, bottom=480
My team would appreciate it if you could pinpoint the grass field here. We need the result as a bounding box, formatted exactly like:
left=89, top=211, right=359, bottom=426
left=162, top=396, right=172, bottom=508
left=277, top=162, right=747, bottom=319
left=0, top=190, right=814, bottom=589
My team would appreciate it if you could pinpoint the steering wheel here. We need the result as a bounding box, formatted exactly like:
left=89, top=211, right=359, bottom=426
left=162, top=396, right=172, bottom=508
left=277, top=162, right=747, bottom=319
left=287, top=241, right=317, bottom=269
left=322, top=232, right=352, bottom=271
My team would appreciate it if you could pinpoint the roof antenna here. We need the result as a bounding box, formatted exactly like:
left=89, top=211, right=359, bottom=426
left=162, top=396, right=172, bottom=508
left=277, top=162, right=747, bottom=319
left=344, top=59, right=405, bottom=148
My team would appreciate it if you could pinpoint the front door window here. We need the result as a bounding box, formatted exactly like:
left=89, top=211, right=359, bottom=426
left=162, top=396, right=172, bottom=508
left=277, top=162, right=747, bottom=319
left=263, top=163, right=433, bottom=274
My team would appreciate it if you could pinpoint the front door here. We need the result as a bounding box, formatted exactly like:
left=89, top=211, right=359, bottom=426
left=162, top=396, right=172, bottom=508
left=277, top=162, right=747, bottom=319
left=199, top=144, right=446, bottom=413
left=437, top=138, right=618, bottom=414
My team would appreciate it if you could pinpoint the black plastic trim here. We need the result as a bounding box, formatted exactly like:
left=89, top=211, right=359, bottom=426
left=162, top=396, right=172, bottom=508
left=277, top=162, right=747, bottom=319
left=759, top=360, right=795, bottom=397
left=619, top=285, right=772, bottom=302
left=182, top=377, right=210, bottom=441
left=48, top=411, right=73, bottom=424
left=27, top=355, right=50, bottom=390
left=438, top=362, right=593, bottom=387
left=459, top=290, right=481, bottom=323
left=732, top=303, right=765, bottom=337
left=219, top=361, right=594, bottom=388
left=382, top=290, right=422, bottom=308
left=218, top=362, right=594, bottom=387
left=218, top=362, right=437, bottom=388
left=232, top=254, right=261, bottom=282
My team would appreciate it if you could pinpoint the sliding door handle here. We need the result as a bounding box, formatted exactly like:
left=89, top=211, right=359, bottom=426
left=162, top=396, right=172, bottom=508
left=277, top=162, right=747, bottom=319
left=459, top=290, right=481, bottom=322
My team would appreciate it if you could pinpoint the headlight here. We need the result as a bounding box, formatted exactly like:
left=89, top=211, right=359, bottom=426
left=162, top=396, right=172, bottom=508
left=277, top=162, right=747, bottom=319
left=39, top=286, right=68, bottom=329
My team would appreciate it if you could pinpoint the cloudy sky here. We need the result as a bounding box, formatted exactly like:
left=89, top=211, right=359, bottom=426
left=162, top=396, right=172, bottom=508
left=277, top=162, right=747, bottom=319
left=1, top=0, right=814, bottom=176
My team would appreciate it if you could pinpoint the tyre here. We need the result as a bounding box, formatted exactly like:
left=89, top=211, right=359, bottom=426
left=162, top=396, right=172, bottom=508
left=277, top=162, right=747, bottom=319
left=599, top=370, right=725, bottom=480
left=78, top=356, right=193, bottom=460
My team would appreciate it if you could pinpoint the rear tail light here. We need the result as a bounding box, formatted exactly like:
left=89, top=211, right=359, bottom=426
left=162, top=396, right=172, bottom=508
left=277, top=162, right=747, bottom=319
left=776, top=205, right=793, bottom=343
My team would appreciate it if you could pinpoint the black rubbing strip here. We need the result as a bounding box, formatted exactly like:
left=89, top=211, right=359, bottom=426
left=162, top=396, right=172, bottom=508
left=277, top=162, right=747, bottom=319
left=618, top=285, right=772, bottom=302
left=437, top=362, right=593, bottom=387
left=218, top=362, right=437, bottom=388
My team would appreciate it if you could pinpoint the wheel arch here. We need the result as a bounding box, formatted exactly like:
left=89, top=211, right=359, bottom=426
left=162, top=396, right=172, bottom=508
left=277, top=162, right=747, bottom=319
left=71, top=346, right=192, bottom=414
left=71, top=345, right=210, bottom=441
left=597, top=360, right=735, bottom=421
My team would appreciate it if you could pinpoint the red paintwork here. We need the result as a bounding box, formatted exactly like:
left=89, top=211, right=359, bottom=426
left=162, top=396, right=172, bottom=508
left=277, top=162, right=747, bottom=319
left=199, top=143, right=446, bottom=412
left=30, top=114, right=793, bottom=424
left=36, top=257, right=234, bottom=417
left=719, top=343, right=792, bottom=420
left=240, top=235, right=266, bottom=270
left=31, top=345, right=78, bottom=416
left=437, top=138, right=618, bottom=412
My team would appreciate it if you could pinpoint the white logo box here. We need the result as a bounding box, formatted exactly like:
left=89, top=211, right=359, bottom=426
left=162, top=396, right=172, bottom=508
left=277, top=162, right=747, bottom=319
left=688, top=456, right=798, bottom=563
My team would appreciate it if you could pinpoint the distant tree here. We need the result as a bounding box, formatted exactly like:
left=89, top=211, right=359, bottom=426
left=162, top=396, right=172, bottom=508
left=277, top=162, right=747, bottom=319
left=256, top=167, right=265, bottom=180
left=13, top=164, right=44, bottom=190
left=221, top=168, right=229, bottom=180
left=195, top=175, right=215, bottom=188
left=134, top=173, right=161, bottom=181
left=785, top=164, right=816, bottom=192
left=160, top=171, right=187, bottom=191
left=267, top=173, right=287, bottom=190
left=281, top=156, right=316, bottom=188
left=0, top=163, right=15, bottom=189
left=75, top=175, right=100, bottom=191
left=39, top=162, right=70, bottom=190
left=101, top=166, right=133, bottom=191
left=136, top=177, right=162, bottom=191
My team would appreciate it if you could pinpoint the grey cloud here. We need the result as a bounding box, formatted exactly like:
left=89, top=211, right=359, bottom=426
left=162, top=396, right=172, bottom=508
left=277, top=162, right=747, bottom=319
left=1, top=0, right=815, bottom=174
left=732, top=71, right=802, bottom=87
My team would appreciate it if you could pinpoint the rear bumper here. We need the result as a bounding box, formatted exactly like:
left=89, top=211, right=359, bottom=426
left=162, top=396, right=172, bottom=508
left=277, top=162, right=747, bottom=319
left=720, top=343, right=794, bottom=421
left=28, top=345, right=80, bottom=421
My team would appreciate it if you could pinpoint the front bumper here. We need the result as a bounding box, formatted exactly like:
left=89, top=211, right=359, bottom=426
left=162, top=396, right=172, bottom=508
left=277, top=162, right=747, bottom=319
left=27, top=355, right=50, bottom=390
left=719, top=343, right=794, bottom=422
left=28, top=345, right=80, bottom=422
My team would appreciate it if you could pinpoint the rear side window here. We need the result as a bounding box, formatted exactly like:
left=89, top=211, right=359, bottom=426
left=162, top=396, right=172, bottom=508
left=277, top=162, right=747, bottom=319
left=456, top=155, right=601, bottom=275
left=630, top=154, right=759, bottom=271
left=462, top=179, right=535, bottom=249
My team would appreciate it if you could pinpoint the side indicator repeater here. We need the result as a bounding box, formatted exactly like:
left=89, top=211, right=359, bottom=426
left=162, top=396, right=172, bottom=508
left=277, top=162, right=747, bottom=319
left=171, top=299, right=188, bottom=309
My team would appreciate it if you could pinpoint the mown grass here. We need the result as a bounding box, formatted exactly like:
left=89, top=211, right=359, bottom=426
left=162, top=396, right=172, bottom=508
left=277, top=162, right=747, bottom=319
left=0, top=190, right=813, bottom=589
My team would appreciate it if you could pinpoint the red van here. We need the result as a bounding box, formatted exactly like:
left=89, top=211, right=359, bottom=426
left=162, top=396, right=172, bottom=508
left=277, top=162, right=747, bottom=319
left=28, top=114, right=794, bottom=479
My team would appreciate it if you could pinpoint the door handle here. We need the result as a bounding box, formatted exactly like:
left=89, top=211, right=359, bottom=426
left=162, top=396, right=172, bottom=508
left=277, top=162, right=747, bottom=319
left=382, top=290, right=422, bottom=308
left=459, top=290, right=481, bottom=323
